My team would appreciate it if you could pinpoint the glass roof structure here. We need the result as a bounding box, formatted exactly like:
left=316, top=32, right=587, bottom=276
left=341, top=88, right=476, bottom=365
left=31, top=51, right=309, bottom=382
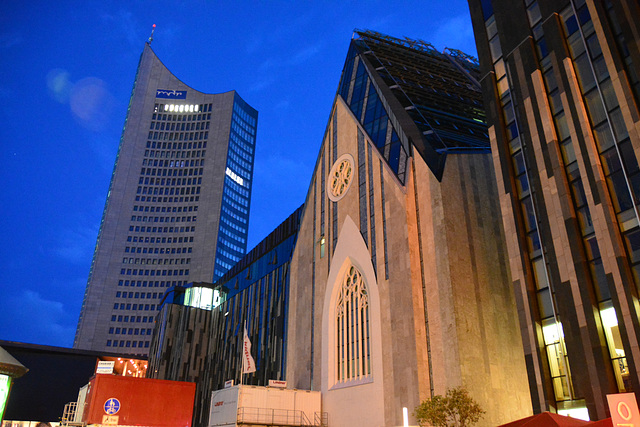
left=338, top=29, right=489, bottom=181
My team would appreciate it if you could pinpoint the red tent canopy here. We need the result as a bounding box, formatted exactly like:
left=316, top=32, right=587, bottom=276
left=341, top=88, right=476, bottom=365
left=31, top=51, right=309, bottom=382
left=499, top=412, right=591, bottom=427
left=587, top=418, right=613, bottom=426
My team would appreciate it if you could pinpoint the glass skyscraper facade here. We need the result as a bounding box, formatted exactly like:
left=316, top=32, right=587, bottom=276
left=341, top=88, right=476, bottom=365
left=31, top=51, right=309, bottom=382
left=74, top=43, right=257, bottom=355
left=213, top=99, right=257, bottom=281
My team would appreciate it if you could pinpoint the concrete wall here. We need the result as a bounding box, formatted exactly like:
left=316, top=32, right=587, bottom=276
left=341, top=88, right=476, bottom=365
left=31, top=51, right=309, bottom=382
left=286, top=98, right=531, bottom=426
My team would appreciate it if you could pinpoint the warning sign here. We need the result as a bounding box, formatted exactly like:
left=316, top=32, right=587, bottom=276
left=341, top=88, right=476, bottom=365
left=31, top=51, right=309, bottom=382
left=102, top=415, right=119, bottom=425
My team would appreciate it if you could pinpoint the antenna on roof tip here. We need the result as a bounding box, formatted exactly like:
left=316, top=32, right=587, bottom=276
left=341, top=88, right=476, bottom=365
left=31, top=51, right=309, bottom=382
left=148, top=24, right=156, bottom=45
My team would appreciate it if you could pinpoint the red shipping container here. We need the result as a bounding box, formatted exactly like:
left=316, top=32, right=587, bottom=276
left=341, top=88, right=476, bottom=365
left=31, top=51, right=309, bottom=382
left=82, top=374, right=195, bottom=427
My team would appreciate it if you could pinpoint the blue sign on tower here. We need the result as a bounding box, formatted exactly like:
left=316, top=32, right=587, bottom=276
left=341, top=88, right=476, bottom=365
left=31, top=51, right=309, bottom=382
left=156, top=89, right=187, bottom=99
left=104, top=398, right=121, bottom=415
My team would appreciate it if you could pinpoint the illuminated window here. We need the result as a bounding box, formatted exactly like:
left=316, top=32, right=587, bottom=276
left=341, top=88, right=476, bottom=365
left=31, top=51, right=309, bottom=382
left=336, top=264, right=371, bottom=383
left=600, top=301, right=630, bottom=391
left=184, top=286, right=223, bottom=310
left=542, top=319, right=573, bottom=401
left=328, top=154, right=354, bottom=202
left=0, top=375, right=9, bottom=420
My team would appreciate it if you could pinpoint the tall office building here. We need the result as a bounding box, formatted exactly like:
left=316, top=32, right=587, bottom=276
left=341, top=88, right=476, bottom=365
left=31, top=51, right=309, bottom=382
left=285, top=30, right=531, bottom=426
left=74, top=42, right=258, bottom=355
left=469, top=0, right=640, bottom=420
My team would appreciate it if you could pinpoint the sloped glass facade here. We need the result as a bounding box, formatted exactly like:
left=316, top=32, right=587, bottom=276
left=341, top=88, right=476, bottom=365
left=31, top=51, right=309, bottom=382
left=338, top=30, right=489, bottom=181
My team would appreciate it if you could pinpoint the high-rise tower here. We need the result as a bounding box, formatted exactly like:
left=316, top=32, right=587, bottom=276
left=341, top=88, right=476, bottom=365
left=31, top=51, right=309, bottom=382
left=469, top=0, right=640, bottom=420
left=74, top=43, right=257, bottom=354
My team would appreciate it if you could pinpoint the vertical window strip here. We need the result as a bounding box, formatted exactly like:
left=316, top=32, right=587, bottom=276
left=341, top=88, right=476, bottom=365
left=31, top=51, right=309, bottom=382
left=380, top=160, right=389, bottom=280
left=321, top=151, right=326, bottom=236
left=562, top=2, right=640, bottom=244
left=311, top=179, right=317, bottom=385
left=410, top=159, right=433, bottom=397
left=332, top=113, right=339, bottom=256
left=367, top=143, right=377, bottom=274
left=358, top=129, right=369, bottom=243
left=603, top=1, right=640, bottom=105
left=489, top=5, right=574, bottom=403
left=333, top=111, right=338, bottom=163
left=346, top=56, right=360, bottom=105
left=333, top=202, right=338, bottom=256
left=531, top=2, right=611, bottom=305
left=360, top=81, right=370, bottom=123
left=561, top=1, right=637, bottom=391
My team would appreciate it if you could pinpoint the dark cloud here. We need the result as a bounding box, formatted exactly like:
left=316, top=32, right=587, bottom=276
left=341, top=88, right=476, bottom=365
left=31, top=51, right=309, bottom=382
left=0, top=290, right=76, bottom=347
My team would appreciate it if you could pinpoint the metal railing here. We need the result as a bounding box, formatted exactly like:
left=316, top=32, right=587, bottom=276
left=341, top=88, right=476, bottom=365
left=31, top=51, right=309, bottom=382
left=60, top=402, right=85, bottom=427
left=237, top=407, right=328, bottom=426
left=314, top=412, right=328, bottom=427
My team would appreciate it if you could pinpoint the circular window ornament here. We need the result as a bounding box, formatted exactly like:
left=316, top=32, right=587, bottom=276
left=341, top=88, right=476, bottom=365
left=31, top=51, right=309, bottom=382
left=327, top=153, right=355, bottom=202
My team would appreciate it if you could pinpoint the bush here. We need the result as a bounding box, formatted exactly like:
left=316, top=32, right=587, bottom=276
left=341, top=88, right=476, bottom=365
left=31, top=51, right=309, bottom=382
left=414, top=386, right=485, bottom=427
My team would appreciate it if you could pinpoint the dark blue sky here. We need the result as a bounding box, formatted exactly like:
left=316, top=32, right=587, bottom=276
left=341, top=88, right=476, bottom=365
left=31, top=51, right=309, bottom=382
left=0, top=0, right=478, bottom=348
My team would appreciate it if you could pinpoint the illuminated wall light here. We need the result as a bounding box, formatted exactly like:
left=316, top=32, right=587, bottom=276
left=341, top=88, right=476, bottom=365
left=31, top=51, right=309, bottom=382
left=558, top=407, right=590, bottom=421
left=164, top=104, right=201, bottom=113
left=225, top=167, right=244, bottom=186
left=600, top=307, right=618, bottom=328
left=542, top=321, right=564, bottom=345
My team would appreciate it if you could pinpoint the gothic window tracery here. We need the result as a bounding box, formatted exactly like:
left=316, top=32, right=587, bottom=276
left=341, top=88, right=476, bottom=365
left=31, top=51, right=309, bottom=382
left=335, top=263, right=371, bottom=383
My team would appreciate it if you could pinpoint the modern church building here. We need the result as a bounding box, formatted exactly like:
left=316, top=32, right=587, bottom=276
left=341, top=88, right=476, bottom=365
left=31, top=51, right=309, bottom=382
left=469, top=0, right=640, bottom=420
left=284, top=29, right=531, bottom=427
left=74, top=42, right=258, bottom=354
left=147, top=30, right=534, bottom=427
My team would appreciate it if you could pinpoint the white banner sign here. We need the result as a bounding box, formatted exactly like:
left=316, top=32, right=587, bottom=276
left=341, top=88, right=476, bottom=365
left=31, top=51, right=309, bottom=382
left=242, top=326, right=256, bottom=374
left=96, top=361, right=115, bottom=374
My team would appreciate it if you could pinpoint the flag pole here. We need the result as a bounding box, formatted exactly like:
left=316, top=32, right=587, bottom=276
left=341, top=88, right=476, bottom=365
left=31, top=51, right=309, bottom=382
left=240, top=320, right=245, bottom=386
left=241, top=319, right=256, bottom=386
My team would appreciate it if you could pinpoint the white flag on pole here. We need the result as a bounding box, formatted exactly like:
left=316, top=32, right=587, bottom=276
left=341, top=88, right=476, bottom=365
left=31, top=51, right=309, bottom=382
left=243, top=326, right=256, bottom=374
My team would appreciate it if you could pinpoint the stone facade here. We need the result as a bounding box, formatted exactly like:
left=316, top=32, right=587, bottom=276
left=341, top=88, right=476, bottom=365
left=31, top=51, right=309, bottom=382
left=286, top=97, right=531, bottom=426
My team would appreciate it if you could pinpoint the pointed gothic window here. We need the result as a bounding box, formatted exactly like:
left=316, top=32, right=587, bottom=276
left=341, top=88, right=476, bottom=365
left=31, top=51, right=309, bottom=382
left=336, top=264, right=371, bottom=383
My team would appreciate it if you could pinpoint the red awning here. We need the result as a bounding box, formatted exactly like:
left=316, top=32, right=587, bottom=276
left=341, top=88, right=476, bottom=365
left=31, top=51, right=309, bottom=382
left=587, top=418, right=613, bottom=426
left=499, top=412, right=591, bottom=427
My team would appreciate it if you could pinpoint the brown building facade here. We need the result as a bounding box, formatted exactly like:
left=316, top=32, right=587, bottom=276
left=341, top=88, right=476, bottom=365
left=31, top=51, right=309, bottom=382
left=469, top=0, right=640, bottom=420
